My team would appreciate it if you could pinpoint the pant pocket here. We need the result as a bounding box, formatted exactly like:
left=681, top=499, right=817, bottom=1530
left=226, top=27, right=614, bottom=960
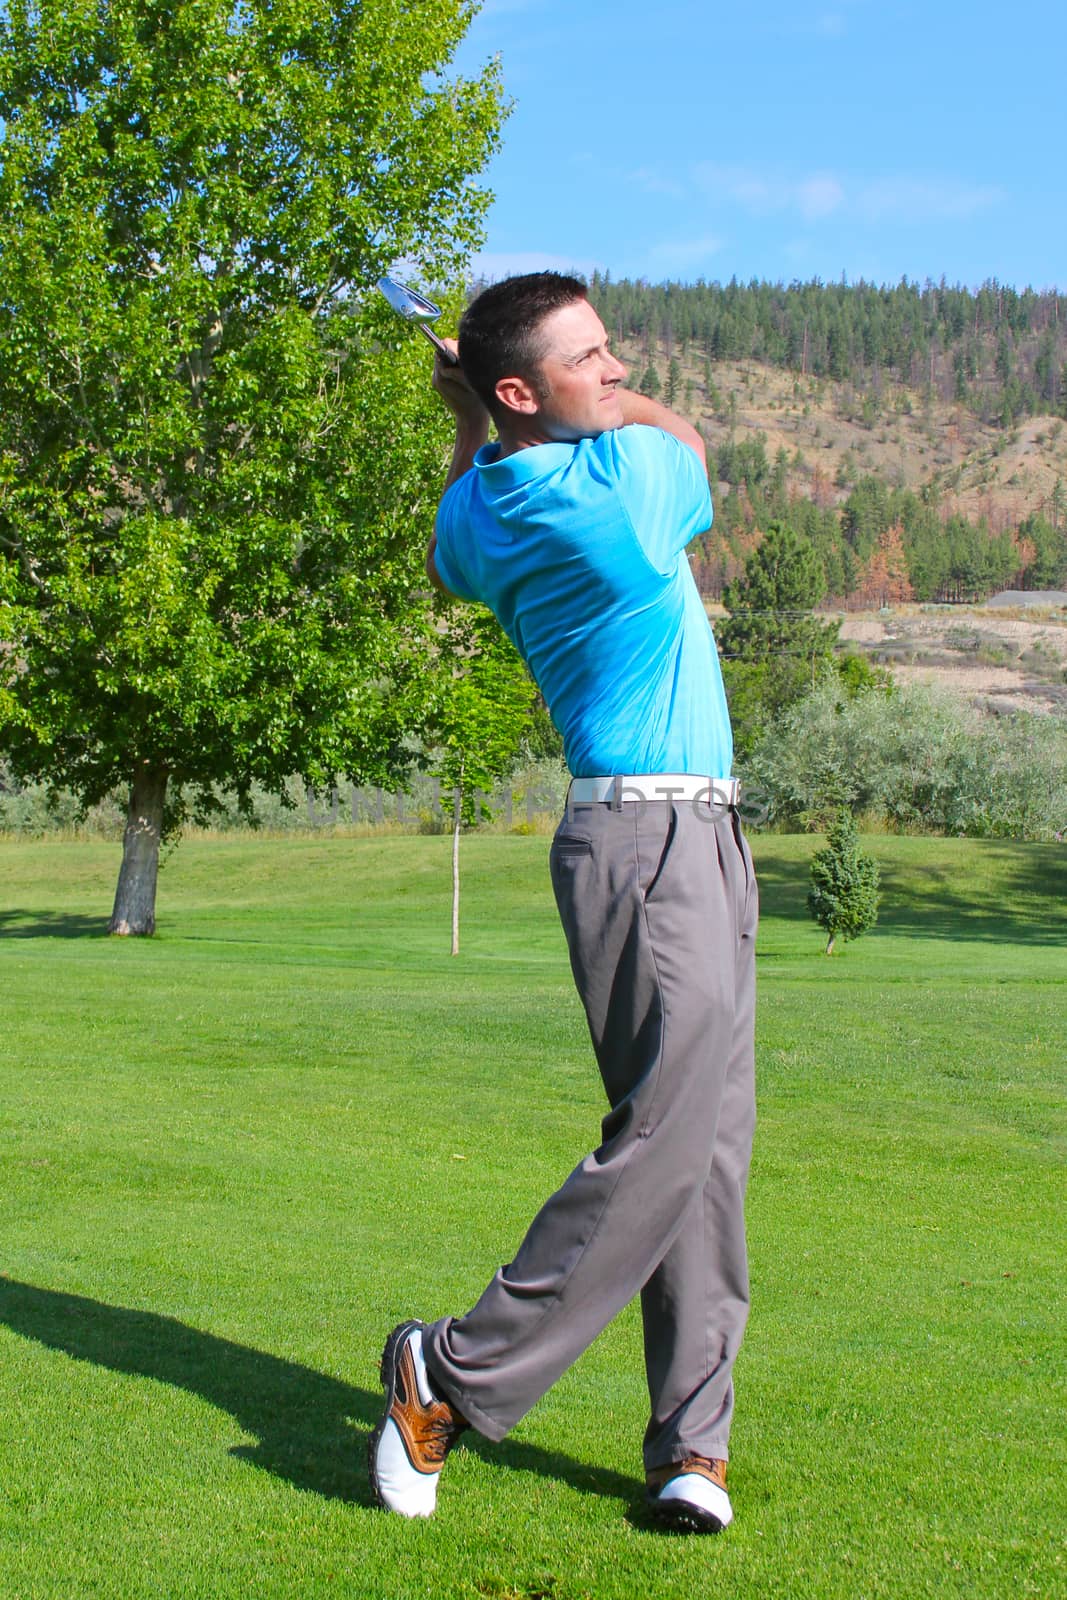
left=637, top=805, right=679, bottom=903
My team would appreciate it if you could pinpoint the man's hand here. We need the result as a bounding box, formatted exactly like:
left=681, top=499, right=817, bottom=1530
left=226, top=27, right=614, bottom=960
left=432, top=338, right=489, bottom=428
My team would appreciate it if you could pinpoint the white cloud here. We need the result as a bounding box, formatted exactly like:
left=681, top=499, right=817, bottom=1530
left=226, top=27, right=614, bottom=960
left=760, top=5, right=852, bottom=37
left=797, top=174, right=845, bottom=221
left=698, top=164, right=778, bottom=213
left=692, top=162, right=1004, bottom=230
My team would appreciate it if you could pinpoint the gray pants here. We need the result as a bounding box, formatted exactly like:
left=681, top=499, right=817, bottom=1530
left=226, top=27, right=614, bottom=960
left=424, top=798, right=758, bottom=1471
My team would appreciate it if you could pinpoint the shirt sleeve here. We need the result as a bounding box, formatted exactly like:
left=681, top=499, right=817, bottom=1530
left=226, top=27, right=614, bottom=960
left=432, top=485, right=479, bottom=602
left=601, top=426, right=713, bottom=574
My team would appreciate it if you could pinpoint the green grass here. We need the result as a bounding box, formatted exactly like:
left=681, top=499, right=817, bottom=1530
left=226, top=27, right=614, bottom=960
left=0, top=832, right=1064, bottom=1599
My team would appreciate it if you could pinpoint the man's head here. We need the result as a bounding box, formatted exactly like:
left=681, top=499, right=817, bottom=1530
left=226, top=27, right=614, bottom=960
left=458, top=272, right=627, bottom=442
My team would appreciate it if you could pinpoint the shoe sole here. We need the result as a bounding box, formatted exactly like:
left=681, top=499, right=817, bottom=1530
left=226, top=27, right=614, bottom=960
left=367, top=1318, right=426, bottom=1510
left=646, top=1492, right=729, bottom=1535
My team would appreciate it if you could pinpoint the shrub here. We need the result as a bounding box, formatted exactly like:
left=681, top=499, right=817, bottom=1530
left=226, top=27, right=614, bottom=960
left=807, top=808, right=881, bottom=954
left=836, top=653, right=894, bottom=697
left=743, top=679, right=1067, bottom=840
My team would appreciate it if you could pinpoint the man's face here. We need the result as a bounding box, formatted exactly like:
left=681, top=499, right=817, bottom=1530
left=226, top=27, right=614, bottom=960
left=527, top=299, right=628, bottom=441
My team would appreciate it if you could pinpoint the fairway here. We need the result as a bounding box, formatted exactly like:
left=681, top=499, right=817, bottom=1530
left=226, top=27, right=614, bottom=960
left=0, top=833, right=1063, bottom=1599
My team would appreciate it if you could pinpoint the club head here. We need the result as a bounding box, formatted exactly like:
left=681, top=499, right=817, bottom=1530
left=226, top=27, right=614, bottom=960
left=377, top=275, right=442, bottom=323
left=377, top=275, right=459, bottom=364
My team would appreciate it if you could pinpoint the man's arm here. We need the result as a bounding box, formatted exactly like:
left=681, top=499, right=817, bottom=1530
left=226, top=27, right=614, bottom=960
left=432, top=337, right=490, bottom=489
left=427, top=529, right=469, bottom=597
left=617, top=388, right=707, bottom=471
left=427, top=339, right=490, bottom=594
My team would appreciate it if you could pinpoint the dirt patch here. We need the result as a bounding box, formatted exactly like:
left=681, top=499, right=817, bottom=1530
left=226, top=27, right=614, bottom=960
left=836, top=606, right=1067, bottom=713
left=890, top=663, right=1064, bottom=714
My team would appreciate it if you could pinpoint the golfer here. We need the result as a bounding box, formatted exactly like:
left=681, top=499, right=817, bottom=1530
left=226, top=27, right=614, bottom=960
left=369, top=273, right=757, bottom=1534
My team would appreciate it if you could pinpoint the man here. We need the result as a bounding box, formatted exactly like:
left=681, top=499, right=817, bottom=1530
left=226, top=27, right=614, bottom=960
left=368, top=273, right=758, bottom=1534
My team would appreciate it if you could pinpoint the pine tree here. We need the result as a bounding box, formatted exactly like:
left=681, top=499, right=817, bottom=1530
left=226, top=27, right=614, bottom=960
left=807, top=809, right=880, bottom=955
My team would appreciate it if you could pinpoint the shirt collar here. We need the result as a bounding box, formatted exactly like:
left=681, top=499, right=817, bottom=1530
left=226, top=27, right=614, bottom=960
left=474, top=440, right=577, bottom=483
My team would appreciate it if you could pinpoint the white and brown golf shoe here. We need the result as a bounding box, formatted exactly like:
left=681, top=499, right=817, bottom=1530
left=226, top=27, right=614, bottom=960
left=645, top=1454, right=733, bottom=1533
left=368, top=1320, right=467, bottom=1517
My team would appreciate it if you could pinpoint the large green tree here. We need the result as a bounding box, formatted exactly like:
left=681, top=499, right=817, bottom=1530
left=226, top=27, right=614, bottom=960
left=0, top=0, right=503, bottom=932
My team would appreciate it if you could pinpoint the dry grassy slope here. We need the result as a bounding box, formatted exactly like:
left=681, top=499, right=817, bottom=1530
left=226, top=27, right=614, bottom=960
left=702, top=597, right=1067, bottom=716
left=619, top=338, right=1067, bottom=529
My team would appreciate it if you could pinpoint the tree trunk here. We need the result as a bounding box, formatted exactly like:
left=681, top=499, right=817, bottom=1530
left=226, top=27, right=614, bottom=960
left=109, top=765, right=168, bottom=936
left=825, top=932, right=836, bottom=955
left=450, top=783, right=461, bottom=957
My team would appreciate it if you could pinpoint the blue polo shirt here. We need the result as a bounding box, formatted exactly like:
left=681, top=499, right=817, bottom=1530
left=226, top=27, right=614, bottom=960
left=433, top=424, right=733, bottom=779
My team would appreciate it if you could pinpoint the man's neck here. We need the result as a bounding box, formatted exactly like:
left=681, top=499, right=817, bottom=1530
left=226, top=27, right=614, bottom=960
left=494, top=420, right=555, bottom=459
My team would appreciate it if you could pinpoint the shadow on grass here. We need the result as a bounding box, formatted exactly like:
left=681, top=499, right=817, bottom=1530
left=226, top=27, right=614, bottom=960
left=753, top=839, right=1067, bottom=945
left=0, top=909, right=110, bottom=939
left=0, top=1277, right=641, bottom=1510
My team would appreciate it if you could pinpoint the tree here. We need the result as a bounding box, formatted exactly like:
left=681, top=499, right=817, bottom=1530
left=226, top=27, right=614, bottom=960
left=637, top=361, right=662, bottom=399
left=840, top=476, right=891, bottom=559
left=423, top=610, right=539, bottom=955
left=1050, top=478, right=1066, bottom=533
left=716, top=522, right=840, bottom=755
left=1016, top=513, right=1067, bottom=589
left=0, top=0, right=503, bottom=933
left=807, top=808, right=880, bottom=955
left=856, top=523, right=914, bottom=608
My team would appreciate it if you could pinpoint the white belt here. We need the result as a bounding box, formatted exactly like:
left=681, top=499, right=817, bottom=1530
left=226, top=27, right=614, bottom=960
left=567, top=774, right=740, bottom=807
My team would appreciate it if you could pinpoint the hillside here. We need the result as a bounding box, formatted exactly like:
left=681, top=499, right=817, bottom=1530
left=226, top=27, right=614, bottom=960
left=593, top=276, right=1067, bottom=434
left=614, top=338, right=1067, bottom=536
left=580, top=275, right=1067, bottom=604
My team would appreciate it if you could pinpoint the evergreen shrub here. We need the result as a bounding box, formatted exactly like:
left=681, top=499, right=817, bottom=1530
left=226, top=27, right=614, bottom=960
left=807, top=808, right=881, bottom=954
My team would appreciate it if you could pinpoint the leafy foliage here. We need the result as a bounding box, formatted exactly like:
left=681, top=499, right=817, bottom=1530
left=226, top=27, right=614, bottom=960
left=745, top=677, right=1067, bottom=841
left=691, top=452, right=1066, bottom=605
left=716, top=521, right=840, bottom=755
left=0, top=0, right=504, bottom=926
left=425, top=610, right=539, bottom=829
left=419, top=608, right=539, bottom=954
left=591, top=275, right=1067, bottom=607
left=807, top=807, right=880, bottom=954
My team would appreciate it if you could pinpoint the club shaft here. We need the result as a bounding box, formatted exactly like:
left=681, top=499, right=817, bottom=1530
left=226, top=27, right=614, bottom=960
left=418, top=324, right=460, bottom=365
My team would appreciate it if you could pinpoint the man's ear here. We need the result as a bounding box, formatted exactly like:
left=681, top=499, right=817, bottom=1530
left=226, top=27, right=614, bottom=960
left=494, top=374, right=540, bottom=416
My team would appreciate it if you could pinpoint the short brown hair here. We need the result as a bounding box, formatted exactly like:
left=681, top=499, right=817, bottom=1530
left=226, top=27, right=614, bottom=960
left=458, top=272, right=588, bottom=419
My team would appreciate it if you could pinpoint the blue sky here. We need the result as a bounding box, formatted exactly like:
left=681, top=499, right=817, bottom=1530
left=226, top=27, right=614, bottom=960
left=451, top=0, right=1065, bottom=291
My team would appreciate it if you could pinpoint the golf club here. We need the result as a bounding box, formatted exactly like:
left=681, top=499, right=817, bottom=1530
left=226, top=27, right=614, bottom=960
left=377, top=275, right=459, bottom=364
